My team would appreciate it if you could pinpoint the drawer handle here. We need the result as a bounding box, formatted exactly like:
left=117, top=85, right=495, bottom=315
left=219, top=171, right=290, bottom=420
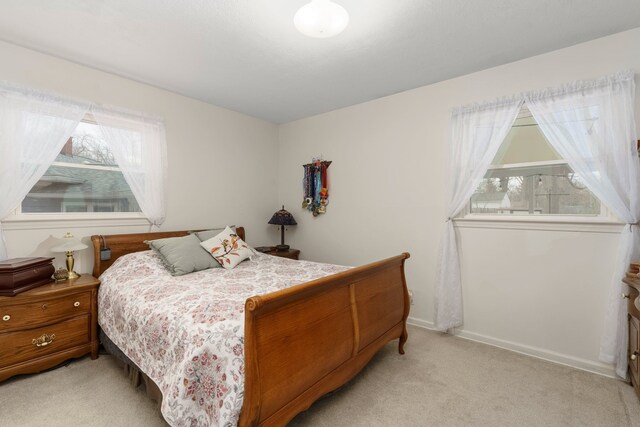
left=32, top=333, right=56, bottom=348
left=41, top=303, right=47, bottom=310
left=623, top=293, right=631, bottom=299
left=2, top=315, right=9, bottom=322
left=632, top=351, right=639, bottom=361
left=73, top=301, right=80, bottom=307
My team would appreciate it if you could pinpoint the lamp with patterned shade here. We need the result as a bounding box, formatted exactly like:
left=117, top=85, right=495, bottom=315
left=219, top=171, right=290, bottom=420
left=268, top=205, right=297, bottom=251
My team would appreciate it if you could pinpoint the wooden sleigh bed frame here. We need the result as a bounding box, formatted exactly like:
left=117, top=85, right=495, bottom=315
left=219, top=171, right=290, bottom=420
left=91, top=227, right=410, bottom=426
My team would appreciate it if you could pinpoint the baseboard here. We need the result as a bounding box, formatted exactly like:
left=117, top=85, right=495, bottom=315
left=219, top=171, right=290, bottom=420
left=407, top=317, right=434, bottom=330
left=407, top=316, right=618, bottom=379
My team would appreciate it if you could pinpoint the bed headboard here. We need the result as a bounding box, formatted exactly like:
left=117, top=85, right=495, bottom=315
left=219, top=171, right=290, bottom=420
left=90, top=227, right=246, bottom=278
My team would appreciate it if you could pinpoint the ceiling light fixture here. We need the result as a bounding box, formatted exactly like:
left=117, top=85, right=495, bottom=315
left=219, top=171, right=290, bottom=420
left=294, top=0, right=349, bottom=38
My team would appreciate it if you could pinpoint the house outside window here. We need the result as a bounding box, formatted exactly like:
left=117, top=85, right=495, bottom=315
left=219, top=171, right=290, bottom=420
left=18, top=117, right=140, bottom=216
left=469, top=105, right=603, bottom=217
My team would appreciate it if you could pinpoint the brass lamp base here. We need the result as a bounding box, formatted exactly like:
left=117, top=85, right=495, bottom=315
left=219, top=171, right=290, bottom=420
left=65, top=251, right=80, bottom=280
left=275, top=244, right=290, bottom=252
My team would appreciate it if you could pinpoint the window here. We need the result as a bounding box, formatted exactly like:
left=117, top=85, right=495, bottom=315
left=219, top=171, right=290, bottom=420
left=18, top=116, right=140, bottom=215
left=469, top=106, right=603, bottom=217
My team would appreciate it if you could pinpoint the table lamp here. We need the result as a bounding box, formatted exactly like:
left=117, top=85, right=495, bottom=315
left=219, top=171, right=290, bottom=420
left=51, top=232, right=88, bottom=279
left=268, top=205, right=297, bottom=251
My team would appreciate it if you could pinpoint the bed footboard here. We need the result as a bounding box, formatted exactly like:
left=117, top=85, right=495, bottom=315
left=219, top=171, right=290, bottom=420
left=239, top=252, right=410, bottom=427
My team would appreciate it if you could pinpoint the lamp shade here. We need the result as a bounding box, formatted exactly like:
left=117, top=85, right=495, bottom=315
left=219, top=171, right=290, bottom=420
left=51, top=232, right=88, bottom=253
left=268, top=206, right=297, bottom=226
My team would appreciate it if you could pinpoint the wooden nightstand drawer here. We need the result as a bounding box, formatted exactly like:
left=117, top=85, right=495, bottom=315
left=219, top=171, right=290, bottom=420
left=0, top=315, right=90, bottom=369
left=630, top=314, right=639, bottom=385
left=0, top=292, right=90, bottom=332
left=625, top=275, right=640, bottom=400
left=629, top=286, right=640, bottom=319
left=0, top=275, right=100, bottom=382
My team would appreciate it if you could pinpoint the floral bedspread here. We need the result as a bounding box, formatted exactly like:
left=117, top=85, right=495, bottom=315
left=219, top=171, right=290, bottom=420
left=98, top=251, right=349, bottom=427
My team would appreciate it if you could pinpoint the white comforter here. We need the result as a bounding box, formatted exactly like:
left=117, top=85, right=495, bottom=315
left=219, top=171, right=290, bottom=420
left=98, top=250, right=348, bottom=427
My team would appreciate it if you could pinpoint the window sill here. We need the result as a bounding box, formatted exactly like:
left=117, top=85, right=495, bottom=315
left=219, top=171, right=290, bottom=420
left=2, top=214, right=150, bottom=231
left=454, top=216, right=625, bottom=233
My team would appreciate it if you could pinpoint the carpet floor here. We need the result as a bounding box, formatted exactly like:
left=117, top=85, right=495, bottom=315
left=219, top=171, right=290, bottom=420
left=1, top=326, right=639, bottom=426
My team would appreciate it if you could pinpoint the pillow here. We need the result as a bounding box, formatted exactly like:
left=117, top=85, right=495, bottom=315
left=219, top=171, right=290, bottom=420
left=147, top=234, right=219, bottom=276
left=200, top=226, right=252, bottom=269
left=191, top=225, right=236, bottom=242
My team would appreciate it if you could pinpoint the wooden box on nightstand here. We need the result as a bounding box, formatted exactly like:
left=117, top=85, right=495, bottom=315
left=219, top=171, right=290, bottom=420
left=0, top=274, right=100, bottom=382
left=265, top=248, right=300, bottom=260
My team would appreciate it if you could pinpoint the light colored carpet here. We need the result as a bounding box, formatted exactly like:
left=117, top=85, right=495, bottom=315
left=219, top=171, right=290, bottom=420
left=1, top=326, right=639, bottom=426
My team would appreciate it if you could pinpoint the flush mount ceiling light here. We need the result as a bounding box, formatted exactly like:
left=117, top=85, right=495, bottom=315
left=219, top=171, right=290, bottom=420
left=294, top=0, right=349, bottom=38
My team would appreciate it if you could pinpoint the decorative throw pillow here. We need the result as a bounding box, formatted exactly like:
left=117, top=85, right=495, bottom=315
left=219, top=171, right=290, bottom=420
left=200, top=226, right=252, bottom=269
left=191, top=225, right=236, bottom=242
left=147, top=234, right=219, bottom=276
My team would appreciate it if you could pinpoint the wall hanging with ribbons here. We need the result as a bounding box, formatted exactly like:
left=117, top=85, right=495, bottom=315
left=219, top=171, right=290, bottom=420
left=302, top=158, right=331, bottom=216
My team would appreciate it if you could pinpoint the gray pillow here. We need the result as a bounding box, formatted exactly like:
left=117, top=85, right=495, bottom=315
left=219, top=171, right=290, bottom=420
left=192, top=225, right=236, bottom=242
left=147, top=234, right=219, bottom=276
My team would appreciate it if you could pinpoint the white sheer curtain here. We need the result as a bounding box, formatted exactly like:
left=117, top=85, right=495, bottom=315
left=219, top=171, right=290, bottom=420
left=526, top=71, right=639, bottom=378
left=435, top=98, right=523, bottom=332
left=0, top=82, right=89, bottom=260
left=92, top=107, right=167, bottom=230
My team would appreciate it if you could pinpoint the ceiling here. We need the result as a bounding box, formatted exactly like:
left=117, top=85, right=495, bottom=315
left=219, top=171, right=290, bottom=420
left=0, top=1, right=639, bottom=123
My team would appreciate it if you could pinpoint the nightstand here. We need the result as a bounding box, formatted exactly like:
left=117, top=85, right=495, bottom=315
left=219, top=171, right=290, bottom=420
left=265, top=248, right=300, bottom=260
left=0, top=274, right=100, bottom=382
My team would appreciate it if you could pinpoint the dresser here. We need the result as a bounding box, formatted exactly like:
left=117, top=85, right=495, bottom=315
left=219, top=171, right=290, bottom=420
left=624, top=275, right=640, bottom=397
left=0, top=275, right=100, bottom=382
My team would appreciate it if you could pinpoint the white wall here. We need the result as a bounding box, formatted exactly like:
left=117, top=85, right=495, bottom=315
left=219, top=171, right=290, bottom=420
left=0, top=40, right=279, bottom=274
left=277, top=28, right=640, bottom=376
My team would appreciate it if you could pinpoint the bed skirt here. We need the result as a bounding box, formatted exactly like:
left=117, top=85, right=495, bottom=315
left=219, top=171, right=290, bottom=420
left=100, top=330, right=166, bottom=422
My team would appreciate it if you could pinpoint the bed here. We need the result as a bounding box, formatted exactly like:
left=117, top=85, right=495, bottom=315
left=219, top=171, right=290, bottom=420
left=91, top=227, right=410, bottom=426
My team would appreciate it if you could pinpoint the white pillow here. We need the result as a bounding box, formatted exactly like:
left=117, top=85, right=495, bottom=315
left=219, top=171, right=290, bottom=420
left=200, top=226, right=252, bottom=269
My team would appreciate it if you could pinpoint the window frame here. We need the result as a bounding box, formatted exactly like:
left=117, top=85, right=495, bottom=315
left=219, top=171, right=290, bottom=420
left=460, top=181, right=622, bottom=232
left=459, top=158, right=621, bottom=232
left=459, top=105, right=624, bottom=231
left=3, top=114, right=149, bottom=229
